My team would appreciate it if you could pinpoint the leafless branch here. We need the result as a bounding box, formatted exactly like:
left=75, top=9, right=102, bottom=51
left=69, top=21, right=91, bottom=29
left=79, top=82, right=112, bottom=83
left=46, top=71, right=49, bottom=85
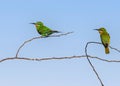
left=84, top=41, right=120, bottom=86
left=2, top=36, right=120, bottom=86
left=1, top=54, right=120, bottom=63
left=110, top=46, right=120, bottom=53
left=85, top=42, right=104, bottom=86
left=15, top=32, right=73, bottom=58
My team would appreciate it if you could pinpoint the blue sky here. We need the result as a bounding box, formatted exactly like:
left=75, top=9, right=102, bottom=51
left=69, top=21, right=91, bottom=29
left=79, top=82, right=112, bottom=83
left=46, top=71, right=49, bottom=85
left=0, top=0, right=120, bottom=86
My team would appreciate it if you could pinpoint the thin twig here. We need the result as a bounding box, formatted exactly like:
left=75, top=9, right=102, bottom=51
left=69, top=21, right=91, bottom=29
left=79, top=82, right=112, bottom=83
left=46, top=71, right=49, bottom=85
left=15, top=32, right=73, bottom=58
left=85, top=42, right=104, bottom=86
left=109, top=46, right=120, bottom=53
left=84, top=42, right=120, bottom=86
left=1, top=54, right=120, bottom=63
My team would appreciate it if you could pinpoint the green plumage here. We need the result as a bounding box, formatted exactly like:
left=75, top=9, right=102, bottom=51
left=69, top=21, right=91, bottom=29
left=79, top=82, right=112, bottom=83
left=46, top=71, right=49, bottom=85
left=95, top=27, right=110, bottom=54
left=100, top=32, right=110, bottom=47
left=31, top=21, right=60, bottom=37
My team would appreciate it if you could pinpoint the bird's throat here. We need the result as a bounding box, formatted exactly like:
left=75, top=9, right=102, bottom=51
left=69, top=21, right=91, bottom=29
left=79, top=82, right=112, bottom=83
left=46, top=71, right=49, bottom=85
left=99, top=31, right=103, bottom=34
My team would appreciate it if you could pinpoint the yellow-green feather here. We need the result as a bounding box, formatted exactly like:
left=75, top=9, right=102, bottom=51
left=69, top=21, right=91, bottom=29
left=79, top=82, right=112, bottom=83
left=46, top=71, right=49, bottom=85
left=35, top=21, right=59, bottom=37
left=100, top=31, right=110, bottom=54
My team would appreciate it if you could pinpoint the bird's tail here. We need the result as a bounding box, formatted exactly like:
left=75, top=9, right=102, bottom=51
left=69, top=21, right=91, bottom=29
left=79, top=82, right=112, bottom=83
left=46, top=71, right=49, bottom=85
left=52, top=30, right=61, bottom=33
left=105, top=47, right=110, bottom=54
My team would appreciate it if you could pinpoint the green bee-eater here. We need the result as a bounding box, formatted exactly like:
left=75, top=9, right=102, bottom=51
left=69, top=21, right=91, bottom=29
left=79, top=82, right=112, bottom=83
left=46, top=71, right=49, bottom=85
left=94, top=27, right=110, bottom=54
left=31, top=21, right=60, bottom=37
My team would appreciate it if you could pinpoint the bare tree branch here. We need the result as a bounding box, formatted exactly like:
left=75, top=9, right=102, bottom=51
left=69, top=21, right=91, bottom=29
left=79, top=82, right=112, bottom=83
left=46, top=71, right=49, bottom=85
left=84, top=41, right=120, bottom=86
left=1, top=54, right=120, bottom=63
left=110, top=46, right=120, bottom=53
left=15, top=32, right=73, bottom=58
left=2, top=37, right=120, bottom=86
left=85, top=42, right=104, bottom=86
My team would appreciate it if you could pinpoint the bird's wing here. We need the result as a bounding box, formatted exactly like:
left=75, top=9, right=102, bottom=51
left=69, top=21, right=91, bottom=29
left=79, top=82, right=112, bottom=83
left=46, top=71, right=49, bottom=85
left=101, top=33, right=110, bottom=47
left=43, top=26, right=52, bottom=32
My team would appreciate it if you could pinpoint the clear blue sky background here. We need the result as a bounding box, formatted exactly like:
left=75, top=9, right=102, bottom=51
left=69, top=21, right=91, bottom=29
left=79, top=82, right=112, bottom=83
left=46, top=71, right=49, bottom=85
left=0, top=0, right=120, bottom=86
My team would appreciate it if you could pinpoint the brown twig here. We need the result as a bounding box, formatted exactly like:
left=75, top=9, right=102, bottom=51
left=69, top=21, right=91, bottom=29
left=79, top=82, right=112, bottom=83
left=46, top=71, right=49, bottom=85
left=109, top=46, right=120, bottom=53
left=84, top=41, right=120, bottom=86
left=1, top=54, right=120, bottom=63
left=15, top=32, right=73, bottom=58
left=85, top=42, right=104, bottom=86
left=2, top=37, right=120, bottom=86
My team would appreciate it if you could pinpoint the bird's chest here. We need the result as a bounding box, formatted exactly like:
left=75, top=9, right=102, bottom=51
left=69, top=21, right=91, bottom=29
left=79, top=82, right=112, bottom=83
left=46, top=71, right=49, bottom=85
left=100, top=34, right=109, bottom=43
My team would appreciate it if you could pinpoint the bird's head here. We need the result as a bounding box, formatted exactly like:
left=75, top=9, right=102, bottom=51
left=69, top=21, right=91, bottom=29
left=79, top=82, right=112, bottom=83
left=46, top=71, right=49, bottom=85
left=94, top=27, right=107, bottom=34
left=30, top=21, right=44, bottom=27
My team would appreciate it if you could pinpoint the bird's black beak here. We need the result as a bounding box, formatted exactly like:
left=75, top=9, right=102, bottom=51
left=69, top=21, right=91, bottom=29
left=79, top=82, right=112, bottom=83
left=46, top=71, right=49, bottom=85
left=30, top=23, right=36, bottom=25
left=94, top=29, right=99, bottom=31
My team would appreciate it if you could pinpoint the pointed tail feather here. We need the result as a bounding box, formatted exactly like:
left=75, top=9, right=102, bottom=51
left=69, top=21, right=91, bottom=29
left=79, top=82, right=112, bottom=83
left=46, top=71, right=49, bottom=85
left=52, top=30, right=61, bottom=33
left=105, top=47, right=110, bottom=54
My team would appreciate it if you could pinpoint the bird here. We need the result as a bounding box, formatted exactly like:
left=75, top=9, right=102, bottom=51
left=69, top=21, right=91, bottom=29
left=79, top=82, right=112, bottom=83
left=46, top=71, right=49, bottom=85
left=30, top=21, right=60, bottom=37
left=94, top=27, right=110, bottom=54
